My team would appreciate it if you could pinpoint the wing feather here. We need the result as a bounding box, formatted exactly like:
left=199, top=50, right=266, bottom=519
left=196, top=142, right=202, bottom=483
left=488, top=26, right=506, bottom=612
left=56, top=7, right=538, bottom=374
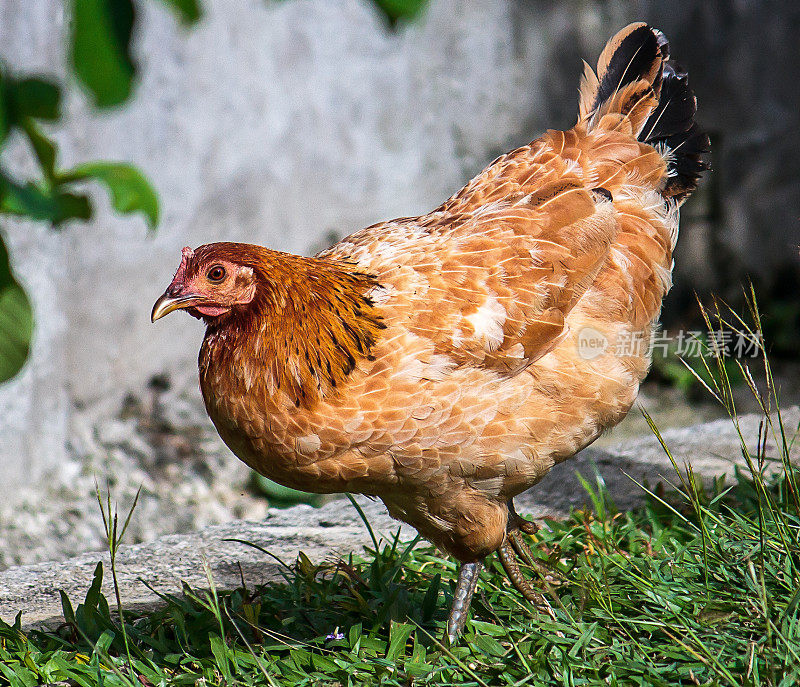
left=320, top=133, right=619, bottom=376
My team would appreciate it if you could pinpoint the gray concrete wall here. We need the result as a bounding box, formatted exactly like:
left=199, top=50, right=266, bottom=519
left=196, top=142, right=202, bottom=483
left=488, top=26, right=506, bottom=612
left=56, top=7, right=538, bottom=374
left=0, top=0, right=797, bottom=500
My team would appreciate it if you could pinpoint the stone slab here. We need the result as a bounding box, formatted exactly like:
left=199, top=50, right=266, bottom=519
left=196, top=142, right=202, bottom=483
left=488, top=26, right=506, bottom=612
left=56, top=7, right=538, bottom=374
left=1, top=407, right=797, bottom=628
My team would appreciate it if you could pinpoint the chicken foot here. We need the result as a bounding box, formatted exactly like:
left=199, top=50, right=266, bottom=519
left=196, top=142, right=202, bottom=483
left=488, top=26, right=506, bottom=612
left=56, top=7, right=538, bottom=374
left=507, top=499, right=539, bottom=536
left=496, top=540, right=556, bottom=617
left=445, top=501, right=557, bottom=644
left=499, top=500, right=557, bottom=619
left=507, top=499, right=564, bottom=578
left=506, top=500, right=540, bottom=566
left=445, top=560, right=482, bottom=645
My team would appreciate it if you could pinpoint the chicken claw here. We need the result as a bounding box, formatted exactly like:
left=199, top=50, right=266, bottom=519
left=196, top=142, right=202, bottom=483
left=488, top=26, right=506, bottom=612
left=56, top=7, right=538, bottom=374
left=497, top=540, right=557, bottom=621
left=507, top=499, right=540, bottom=536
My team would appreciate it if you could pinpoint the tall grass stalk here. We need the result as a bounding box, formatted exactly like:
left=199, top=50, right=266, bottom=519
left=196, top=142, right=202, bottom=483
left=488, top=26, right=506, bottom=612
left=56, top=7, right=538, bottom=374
left=95, top=481, right=141, bottom=682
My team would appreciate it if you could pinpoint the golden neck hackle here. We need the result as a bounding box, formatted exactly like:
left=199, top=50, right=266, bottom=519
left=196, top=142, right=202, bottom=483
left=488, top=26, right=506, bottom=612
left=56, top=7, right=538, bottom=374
left=199, top=247, right=385, bottom=408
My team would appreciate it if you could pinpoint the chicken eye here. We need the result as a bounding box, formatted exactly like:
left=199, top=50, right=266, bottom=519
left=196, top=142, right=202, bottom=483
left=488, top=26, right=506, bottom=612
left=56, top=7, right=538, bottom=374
left=207, top=265, right=226, bottom=283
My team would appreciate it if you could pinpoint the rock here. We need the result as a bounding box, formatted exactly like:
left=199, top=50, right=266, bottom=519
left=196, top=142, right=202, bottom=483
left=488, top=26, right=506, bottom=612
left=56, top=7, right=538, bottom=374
left=2, top=408, right=796, bottom=628
left=0, top=384, right=265, bottom=569
left=0, top=497, right=410, bottom=628
left=522, top=405, right=800, bottom=517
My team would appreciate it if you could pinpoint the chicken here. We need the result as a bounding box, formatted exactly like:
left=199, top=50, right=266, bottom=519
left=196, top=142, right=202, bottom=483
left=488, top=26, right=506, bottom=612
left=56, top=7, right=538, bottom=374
left=152, top=23, right=708, bottom=642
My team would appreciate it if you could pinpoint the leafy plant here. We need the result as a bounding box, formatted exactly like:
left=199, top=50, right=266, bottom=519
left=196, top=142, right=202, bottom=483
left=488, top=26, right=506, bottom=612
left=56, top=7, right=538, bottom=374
left=4, top=442, right=800, bottom=685
left=0, top=0, right=429, bottom=385
left=0, top=0, right=203, bottom=383
left=650, top=328, right=746, bottom=397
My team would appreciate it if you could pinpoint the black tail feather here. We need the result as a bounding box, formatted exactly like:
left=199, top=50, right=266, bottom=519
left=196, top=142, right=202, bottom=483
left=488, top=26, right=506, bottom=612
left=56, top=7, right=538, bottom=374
left=592, top=24, right=666, bottom=114
left=580, top=23, right=710, bottom=202
left=640, top=61, right=710, bottom=200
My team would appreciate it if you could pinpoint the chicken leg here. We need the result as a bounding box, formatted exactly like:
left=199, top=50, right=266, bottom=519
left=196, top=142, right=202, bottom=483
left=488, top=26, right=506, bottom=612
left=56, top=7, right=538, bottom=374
left=446, top=560, right=482, bottom=644
left=446, top=500, right=555, bottom=643
left=498, top=501, right=557, bottom=619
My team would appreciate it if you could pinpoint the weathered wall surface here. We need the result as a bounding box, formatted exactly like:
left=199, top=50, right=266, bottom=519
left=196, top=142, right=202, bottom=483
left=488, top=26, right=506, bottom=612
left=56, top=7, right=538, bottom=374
left=0, top=0, right=797, bottom=501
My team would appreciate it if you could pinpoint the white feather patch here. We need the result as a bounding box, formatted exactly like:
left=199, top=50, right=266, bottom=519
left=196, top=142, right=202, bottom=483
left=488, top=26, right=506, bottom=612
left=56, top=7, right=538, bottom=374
left=367, top=284, right=393, bottom=305
left=297, top=434, right=321, bottom=454
left=465, top=292, right=506, bottom=352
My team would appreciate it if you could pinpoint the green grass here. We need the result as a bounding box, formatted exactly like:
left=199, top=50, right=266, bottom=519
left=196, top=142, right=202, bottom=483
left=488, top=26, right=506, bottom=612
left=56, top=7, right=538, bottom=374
left=1, top=295, right=798, bottom=686
left=2, top=465, right=799, bottom=687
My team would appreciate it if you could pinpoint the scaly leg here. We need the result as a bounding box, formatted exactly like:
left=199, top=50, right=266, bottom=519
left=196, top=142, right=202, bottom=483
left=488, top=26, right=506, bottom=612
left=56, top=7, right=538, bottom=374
left=507, top=500, right=558, bottom=578
left=446, top=560, right=482, bottom=644
left=497, top=500, right=558, bottom=619
left=496, top=539, right=555, bottom=619
left=507, top=499, right=543, bottom=569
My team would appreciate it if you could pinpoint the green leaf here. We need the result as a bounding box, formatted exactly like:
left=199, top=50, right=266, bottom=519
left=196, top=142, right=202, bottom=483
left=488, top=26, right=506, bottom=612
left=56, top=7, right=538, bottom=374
left=469, top=619, right=508, bottom=637
left=0, top=172, right=91, bottom=226
left=73, top=562, right=106, bottom=639
left=0, top=232, right=33, bottom=384
left=70, top=0, right=136, bottom=108
left=21, top=119, right=58, bottom=181
left=159, top=0, right=202, bottom=24
left=52, top=192, right=93, bottom=224
left=13, top=77, right=61, bottom=120
left=93, top=629, right=116, bottom=657
left=420, top=572, right=440, bottom=622
left=310, top=653, right=338, bottom=673
left=0, top=173, right=59, bottom=221
left=471, top=633, right=506, bottom=658
left=209, top=633, right=232, bottom=681
left=386, top=622, right=414, bottom=661
left=252, top=472, right=325, bottom=506
left=59, top=590, right=77, bottom=626
left=60, top=162, right=159, bottom=229
left=373, top=0, right=427, bottom=26
left=83, top=562, right=104, bottom=613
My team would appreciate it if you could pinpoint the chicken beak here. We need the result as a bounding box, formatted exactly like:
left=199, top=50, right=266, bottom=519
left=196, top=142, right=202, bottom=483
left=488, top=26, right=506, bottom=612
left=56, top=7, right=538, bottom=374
left=151, top=293, right=203, bottom=322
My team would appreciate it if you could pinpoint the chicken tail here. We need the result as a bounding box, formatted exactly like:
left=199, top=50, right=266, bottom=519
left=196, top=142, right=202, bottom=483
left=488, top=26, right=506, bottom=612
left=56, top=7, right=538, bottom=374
left=579, top=22, right=710, bottom=200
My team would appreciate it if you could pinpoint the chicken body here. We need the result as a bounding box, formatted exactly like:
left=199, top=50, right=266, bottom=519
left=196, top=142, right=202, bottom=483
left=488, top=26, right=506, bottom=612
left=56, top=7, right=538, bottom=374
left=153, top=22, right=708, bottom=642
left=200, top=127, right=671, bottom=561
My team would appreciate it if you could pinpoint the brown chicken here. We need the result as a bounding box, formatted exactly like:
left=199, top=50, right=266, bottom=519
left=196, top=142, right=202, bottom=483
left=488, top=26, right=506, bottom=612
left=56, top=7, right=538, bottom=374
left=152, top=23, right=708, bottom=642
